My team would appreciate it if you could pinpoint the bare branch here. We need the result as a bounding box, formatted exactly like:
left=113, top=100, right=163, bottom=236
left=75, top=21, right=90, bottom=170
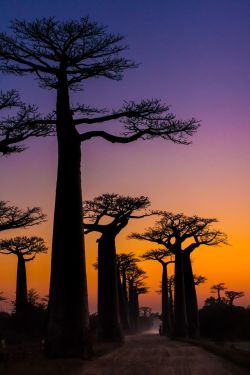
left=0, top=201, right=46, bottom=232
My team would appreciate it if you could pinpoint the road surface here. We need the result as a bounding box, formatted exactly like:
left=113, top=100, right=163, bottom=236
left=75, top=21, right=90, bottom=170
left=76, top=333, right=249, bottom=375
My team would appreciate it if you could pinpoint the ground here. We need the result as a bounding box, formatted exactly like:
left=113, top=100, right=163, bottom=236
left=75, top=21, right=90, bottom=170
left=2, top=332, right=249, bottom=375
left=75, top=332, right=249, bottom=375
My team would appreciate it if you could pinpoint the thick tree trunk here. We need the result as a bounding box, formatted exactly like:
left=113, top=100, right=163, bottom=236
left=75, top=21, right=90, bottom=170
left=169, top=281, right=174, bottom=333
left=45, top=73, right=91, bottom=358
left=15, top=255, right=28, bottom=322
left=122, top=269, right=130, bottom=329
left=161, top=264, right=169, bottom=336
left=183, top=252, right=200, bottom=338
left=128, top=280, right=136, bottom=332
left=97, top=234, right=123, bottom=341
left=174, top=250, right=188, bottom=337
left=134, top=289, right=139, bottom=330
left=117, top=269, right=129, bottom=331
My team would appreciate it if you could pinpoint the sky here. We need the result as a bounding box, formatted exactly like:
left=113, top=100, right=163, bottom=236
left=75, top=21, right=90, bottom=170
left=0, top=0, right=250, bottom=313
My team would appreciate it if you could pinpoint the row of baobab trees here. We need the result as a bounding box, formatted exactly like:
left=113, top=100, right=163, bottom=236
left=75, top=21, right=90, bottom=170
left=0, top=194, right=228, bottom=343
left=0, top=16, right=227, bottom=358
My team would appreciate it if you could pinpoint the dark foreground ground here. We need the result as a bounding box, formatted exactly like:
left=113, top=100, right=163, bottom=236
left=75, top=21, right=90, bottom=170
left=76, top=333, right=249, bottom=375
left=1, top=333, right=249, bottom=375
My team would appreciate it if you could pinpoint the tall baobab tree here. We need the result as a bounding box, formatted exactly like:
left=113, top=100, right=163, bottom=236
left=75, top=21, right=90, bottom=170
left=0, top=236, right=47, bottom=323
left=126, top=265, right=148, bottom=332
left=131, top=212, right=228, bottom=338
left=141, top=249, right=174, bottom=336
left=0, top=90, right=52, bottom=155
left=0, top=201, right=45, bottom=233
left=211, top=283, right=227, bottom=303
left=116, top=252, right=139, bottom=331
left=84, top=193, right=151, bottom=341
left=0, top=18, right=199, bottom=356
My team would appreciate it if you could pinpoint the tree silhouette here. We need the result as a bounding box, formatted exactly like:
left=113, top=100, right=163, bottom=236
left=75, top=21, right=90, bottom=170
left=141, top=249, right=174, bottom=336
left=0, top=291, right=6, bottom=302
left=84, top=193, right=150, bottom=341
left=225, top=291, right=245, bottom=306
left=116, top=252, right=139, bottom=331
left=194, top=275, right=207, bottom=286
left=211, top=283, right=227, bottom=303
left=225, top=290, right=245, bottom=306
left=0, top=18, right=199, bottom=356
left=139, top=306, right=152, bottom=317
left=0, top=90, right=52, bottom=155
left=126, top=265, right=148, bottom=332
left=131, top=212, right=228, bottom=338
left=0, top=201, right=46, bottom=232
left=0, top=236, right=47, bottom=323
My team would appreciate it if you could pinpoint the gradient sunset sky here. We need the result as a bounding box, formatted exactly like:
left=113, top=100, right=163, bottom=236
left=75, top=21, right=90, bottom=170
left=0, top=0, right=249, bottom=312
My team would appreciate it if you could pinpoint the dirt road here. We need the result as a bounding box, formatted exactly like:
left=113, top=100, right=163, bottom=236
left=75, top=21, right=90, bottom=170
left=76, top=333, right=249, bottom=375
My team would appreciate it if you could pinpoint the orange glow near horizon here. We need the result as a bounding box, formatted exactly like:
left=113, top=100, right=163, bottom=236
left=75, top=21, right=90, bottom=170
left=0, top=202, right=249, bottom=313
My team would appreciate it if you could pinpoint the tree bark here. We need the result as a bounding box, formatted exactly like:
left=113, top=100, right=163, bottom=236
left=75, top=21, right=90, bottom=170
left=128, top=280, right=136, bottom=332
left=45, top=71, right=91, bottom=358
left=134, top=289, right=139, bottom=331
left=122, top=269, right=130, bottom=329
left=174, top=250, right=188, bottom=337
left=15, top=254, right=28, bottom=322
left=161, top=264, right=169, bottom=336
left=168, top=281, right=174, bottom=333
left=97, top=233, right=123, bottom=341
left=183, top=252, right=200, bottom=338
left=117, top=268, right=129, bottom=331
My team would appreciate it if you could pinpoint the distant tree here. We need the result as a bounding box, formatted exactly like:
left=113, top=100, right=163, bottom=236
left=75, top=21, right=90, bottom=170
left=116, top=252, right=139, bottom=331
left=141, top=249, right=174, bottom=336
left=139, top=306, right=152, bottom=317
left=211, top=283, right=227, bottom=303
left=84, top=193, right=150, bottom=341
left=131, top=212, right=228, bottom=338
left=168, top=275, right=175, bottom=325
left=0, top=291, right=6, bottom=302
left=194, top=275, right=207, bottom=286
left=204, top=296, right=218, bottom=307
left=0, top=201, right=45, bottom=232
left=0, top=90, right=52, bottom=155
left=0, top=17, right=199, bottom=357
left=0, top=236, right=47, bottom=323
left=126, top=265, right=148, bottom=332
left=225, top=291, right=245, bottom=306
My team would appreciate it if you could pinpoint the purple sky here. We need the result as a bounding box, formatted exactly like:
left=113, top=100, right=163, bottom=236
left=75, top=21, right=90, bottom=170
left=0, top=0, right=250, bottom=311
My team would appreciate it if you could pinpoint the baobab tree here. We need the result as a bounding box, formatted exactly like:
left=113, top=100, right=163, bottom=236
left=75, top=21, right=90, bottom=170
left=139, top=306, right=152, bottom=317
left=116, top=252, right=139, bottom=331
left=131, top=212, right=228, bottom=338
left=0, top=291, right=6, bottom=302
left=211, top=283, right=227, bottom=303
left=84, top=193, right=150, bottom=341
left=0, top=18, right=199, bottom=356
left=225, top=291, right=245, bottom=306
left=126, top=265, right=148, bottom=332
left=0, top=236, right=47, bottom=323
left=0, top=201, right=45, bottom=233
left=0, top=90, right=52, bottom=155
left=194, top=275, right=207, bottom=286
left=141, top=249, right=174, bottom=336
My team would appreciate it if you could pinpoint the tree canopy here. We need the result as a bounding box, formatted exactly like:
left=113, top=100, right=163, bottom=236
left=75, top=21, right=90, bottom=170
left=0, top=201, right=46, bottom=232
left=0, top=236, right=47, bottom=260
left=0, top=90, right=52, bottom=155
left=130, top=212, right=228, bottom=253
